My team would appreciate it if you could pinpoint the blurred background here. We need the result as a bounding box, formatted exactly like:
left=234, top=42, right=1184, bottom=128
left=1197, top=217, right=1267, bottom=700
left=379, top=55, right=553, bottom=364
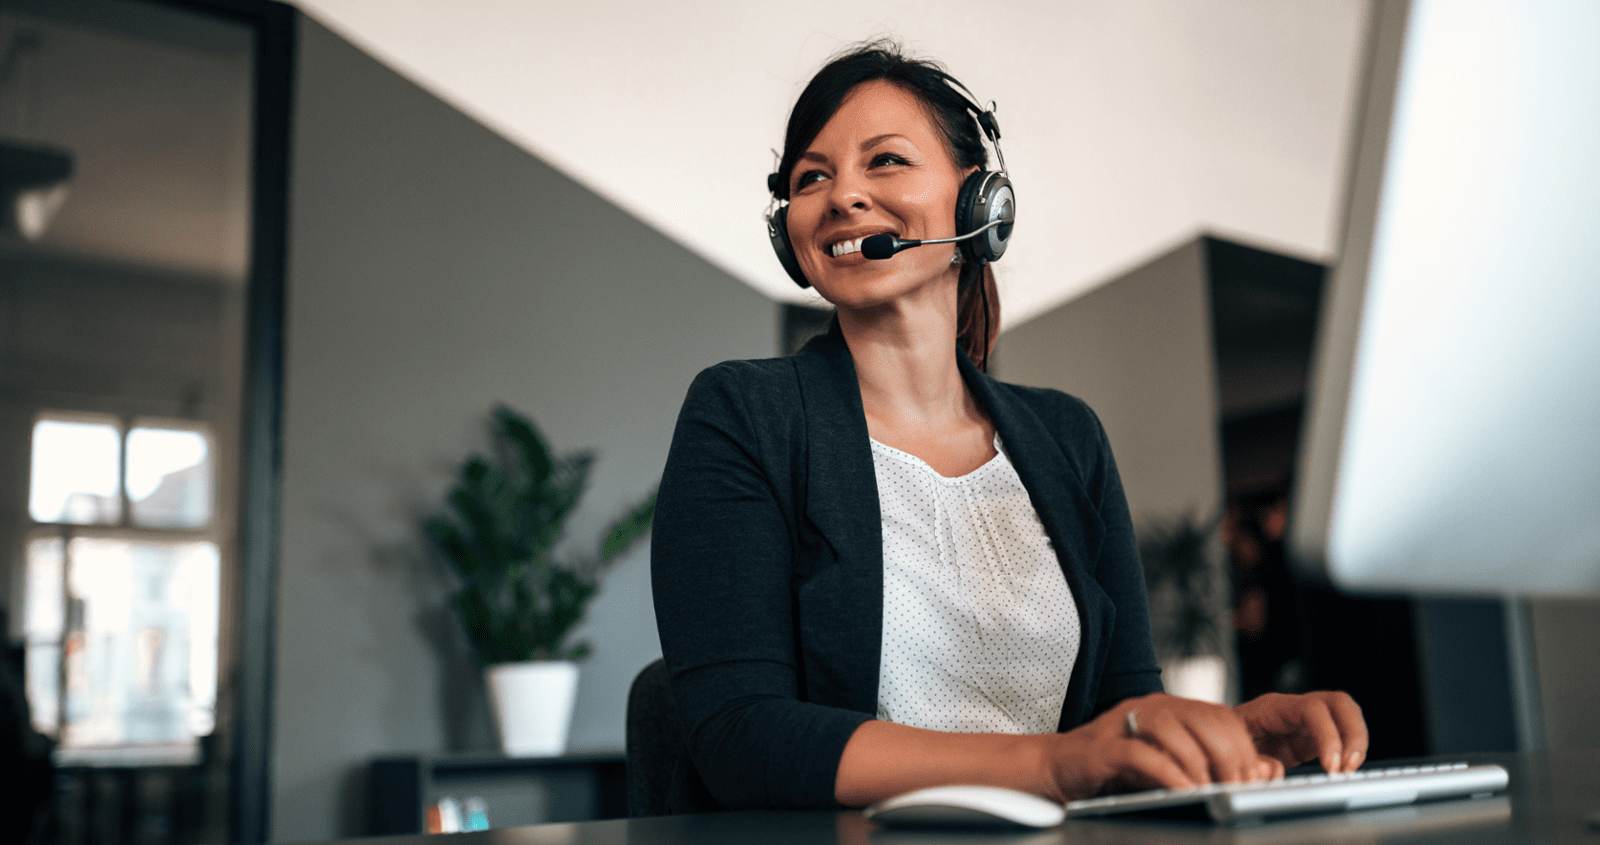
left=1, top=1, right=1595, bottom=843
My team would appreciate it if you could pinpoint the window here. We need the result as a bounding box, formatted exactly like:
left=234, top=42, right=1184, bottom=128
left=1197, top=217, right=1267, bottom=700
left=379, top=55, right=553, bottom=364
left=28, top=418, right=123, bottom=525
left=23, top=412, right=219, bottom=765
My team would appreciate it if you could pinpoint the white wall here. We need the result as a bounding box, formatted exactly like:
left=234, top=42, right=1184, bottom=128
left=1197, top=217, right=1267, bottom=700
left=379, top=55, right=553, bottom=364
left=272, top=18, right=776, bottom=841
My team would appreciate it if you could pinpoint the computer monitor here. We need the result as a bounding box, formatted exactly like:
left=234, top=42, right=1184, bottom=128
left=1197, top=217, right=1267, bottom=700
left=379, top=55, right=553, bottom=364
left=1290, top=0, right=1600, bottom=595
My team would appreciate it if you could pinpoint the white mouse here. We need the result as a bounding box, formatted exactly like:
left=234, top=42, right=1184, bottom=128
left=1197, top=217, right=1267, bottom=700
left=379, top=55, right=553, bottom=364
left=864, top=784, right=1067, bottom=829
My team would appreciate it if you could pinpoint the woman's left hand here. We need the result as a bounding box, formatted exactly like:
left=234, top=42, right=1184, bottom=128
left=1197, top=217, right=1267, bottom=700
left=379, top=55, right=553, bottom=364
left=1233, top=691, right=1369, bottom=774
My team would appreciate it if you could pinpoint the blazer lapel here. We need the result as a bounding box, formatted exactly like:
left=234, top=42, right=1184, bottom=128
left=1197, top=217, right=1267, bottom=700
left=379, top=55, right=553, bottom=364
left=792, top=322, right=883, bottom=714
left=958, top=352, right=1116, bottom=726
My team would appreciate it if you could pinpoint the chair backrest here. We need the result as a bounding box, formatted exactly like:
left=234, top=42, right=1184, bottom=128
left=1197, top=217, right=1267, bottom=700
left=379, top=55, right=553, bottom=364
left=625, top=658, right=685, bottom=817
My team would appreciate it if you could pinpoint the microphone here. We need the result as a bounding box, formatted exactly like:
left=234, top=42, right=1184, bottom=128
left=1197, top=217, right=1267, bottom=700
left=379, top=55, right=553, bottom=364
left=861, top=219, right=1009, bottom=260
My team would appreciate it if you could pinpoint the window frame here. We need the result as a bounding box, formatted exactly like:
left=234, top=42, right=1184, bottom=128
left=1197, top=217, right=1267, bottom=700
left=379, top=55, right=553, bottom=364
left=29, top=411, right=219, bottom=534
left=26, top=410, right=126, bottom=528
left=23, top=410, right=223, bottom=765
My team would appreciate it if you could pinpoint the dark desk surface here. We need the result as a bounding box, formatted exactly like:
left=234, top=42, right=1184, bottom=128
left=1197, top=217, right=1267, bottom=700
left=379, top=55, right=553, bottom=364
left=329, top=750, right=1600, bottom=845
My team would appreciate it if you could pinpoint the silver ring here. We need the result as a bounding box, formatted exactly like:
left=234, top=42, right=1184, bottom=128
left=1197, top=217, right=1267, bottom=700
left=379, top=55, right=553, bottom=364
left=1125, top=708, right=1140, bottom=738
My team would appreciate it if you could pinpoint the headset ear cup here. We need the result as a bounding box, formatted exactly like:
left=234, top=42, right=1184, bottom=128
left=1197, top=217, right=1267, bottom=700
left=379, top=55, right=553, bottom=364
left=954, top=170, right=989, bottom=265
left=954, top=171, right=1015, bottom=264
left=984, top=175, right=1014, bottom=262
left=767, top=205, right=811, bottom=288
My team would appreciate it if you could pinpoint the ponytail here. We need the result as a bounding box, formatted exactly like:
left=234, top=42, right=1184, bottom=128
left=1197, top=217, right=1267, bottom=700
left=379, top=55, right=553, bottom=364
left=956, top=263, right=1000, bottom=371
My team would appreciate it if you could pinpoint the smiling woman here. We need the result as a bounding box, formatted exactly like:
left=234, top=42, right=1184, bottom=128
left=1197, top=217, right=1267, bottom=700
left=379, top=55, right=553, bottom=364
left=785, top=82, right=969, bottom=310
left=650, top=40, right=1368, bottom=815
left=765, top=45, right=1002, bottom=371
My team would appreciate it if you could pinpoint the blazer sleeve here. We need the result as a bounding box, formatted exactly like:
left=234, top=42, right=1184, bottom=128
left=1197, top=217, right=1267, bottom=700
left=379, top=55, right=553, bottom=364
left=1074, top=397, right=1166, bottom=714
left=651, top=364, right=872, bottom=810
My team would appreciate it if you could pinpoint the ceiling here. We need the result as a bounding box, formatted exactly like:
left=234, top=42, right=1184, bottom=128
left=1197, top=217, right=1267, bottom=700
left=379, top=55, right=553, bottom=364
left=0, top=0, right=1372, bottom=321
left=290, top=0, right=1371, bottom=327
left=0, top=0, right=252, bottom=284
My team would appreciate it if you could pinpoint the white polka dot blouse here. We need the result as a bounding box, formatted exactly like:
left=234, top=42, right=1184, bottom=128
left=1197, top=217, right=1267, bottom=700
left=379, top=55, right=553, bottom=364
left=871, top=434, right=1081, bottom=735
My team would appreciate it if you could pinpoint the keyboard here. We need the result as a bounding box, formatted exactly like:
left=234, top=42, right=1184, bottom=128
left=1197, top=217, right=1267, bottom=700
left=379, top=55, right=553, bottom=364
left=1064, top=762, right=1509, bottom=824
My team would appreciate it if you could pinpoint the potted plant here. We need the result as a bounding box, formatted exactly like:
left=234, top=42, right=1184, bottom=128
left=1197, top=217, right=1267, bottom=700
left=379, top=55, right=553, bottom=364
left=425, top=405, right=655, bottom=756
left=1138, top=512, right=1229, bottom=703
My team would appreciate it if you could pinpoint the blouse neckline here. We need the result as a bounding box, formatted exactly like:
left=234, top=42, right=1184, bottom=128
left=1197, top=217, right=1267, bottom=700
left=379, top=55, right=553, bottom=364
left=868, top=434, right=1006, bottom=484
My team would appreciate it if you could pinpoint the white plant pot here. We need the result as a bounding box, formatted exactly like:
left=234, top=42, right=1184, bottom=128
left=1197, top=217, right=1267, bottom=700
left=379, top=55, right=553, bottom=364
left=484, top=660, right=580, bottom=757
left=1161, top=654, right=1229, bottom=704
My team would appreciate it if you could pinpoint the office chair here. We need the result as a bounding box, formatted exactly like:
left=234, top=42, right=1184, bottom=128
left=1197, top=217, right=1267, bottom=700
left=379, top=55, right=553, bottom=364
left=626, top=658, right=728, bottom=815
left=625, top=658, right=687, bottom=816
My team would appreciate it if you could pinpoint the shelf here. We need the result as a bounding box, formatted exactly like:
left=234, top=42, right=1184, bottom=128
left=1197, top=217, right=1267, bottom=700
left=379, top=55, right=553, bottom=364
left=368, top=751, right=627, bottom=834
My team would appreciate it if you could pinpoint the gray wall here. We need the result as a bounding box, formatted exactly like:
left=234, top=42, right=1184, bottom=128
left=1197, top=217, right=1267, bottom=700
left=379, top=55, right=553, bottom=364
left=1531, top=599, right=1600, bottom=749
left=272, top=18, right=776, bottom=842
left=992, top=239, right=1223, bottom=529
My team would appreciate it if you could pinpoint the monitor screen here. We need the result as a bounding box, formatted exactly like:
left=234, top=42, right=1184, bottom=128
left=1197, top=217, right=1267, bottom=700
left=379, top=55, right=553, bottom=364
left=1291, top=0, right=1600, bottom=595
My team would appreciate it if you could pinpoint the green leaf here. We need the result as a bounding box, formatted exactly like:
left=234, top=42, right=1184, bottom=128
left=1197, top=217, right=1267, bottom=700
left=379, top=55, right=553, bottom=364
left=425, top=517, right=480, bottom=579
left=495, top=405, right=554, bottom=485
left=424, top=405, right=660, bottom=665
left=447, top=489, right=510, bottom=574
left=1137, top=510, right=1222, bottom=660
left=600, top=490, right=657, bottom=563
left=462, top=454, right=492, bottom=485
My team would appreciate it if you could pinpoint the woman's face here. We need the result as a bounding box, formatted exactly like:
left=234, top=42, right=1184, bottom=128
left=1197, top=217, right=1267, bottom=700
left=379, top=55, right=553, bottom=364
left=786, top=80, right=970, bottom=309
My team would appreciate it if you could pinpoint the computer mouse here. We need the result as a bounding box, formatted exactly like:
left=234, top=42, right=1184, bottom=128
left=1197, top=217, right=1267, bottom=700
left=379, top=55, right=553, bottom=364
left=864, top=784, right=1067, bottom=829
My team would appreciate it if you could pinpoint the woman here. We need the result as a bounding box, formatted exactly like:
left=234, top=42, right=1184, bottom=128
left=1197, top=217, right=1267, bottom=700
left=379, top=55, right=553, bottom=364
left=651, top=41, right=1366, bottom=812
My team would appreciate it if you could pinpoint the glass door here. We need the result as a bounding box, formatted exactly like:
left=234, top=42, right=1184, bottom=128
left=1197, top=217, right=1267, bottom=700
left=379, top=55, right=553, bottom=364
left=0, top=0, right=259, bottom=841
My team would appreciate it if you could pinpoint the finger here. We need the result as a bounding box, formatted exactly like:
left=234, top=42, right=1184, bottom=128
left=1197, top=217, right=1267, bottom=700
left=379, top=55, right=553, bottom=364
left=1236, top=695, right=1303, bottom=769
left=1257, top=754, right=1285, bottom=781
left=1295, top=697, right=1345, bottom=774
left=1183, top=704, right=1260, bottom=782
left=1324, top=694, right=1369, bottom=772
left=1119, top=737, right=1197, bottom=792
left=1253, top=732, right=1301, bottom=769
left=1137, top=708, right=1213, bottom=785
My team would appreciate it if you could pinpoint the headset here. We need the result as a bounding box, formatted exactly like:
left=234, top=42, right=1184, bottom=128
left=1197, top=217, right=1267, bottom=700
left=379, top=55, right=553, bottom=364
left=764, top=78, right=1016, bottom=289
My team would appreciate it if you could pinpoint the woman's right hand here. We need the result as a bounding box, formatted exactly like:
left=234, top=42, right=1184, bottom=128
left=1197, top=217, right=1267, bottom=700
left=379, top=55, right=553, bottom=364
left=1039, top=693, right=1282, bottom=802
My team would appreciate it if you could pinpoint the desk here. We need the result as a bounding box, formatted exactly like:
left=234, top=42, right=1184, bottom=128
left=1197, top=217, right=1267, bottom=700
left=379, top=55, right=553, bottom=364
left=333, top=750, right=1600, bottom=845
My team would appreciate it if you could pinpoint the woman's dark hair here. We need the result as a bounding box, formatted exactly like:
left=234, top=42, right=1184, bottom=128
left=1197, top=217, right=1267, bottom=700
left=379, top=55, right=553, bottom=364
left=776, top=40, right=1001, bottom=369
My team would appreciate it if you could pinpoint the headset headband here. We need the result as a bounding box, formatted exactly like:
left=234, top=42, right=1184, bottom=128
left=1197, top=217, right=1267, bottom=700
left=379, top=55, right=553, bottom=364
left=768, top=77, right=1008, bottom=201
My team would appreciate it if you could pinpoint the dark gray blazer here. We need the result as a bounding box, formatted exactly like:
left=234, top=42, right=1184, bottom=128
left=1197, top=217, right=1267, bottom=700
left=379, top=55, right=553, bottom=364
left=651, top=322, right=1162, bottom=811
